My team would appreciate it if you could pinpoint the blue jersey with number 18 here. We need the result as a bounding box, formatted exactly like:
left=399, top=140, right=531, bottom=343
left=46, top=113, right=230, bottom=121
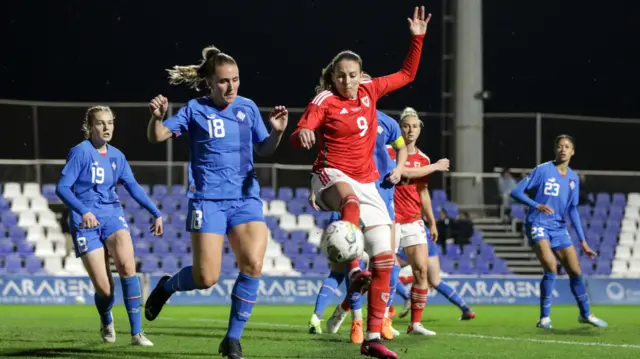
left=517, top=161, right=580, bottom=230
left=163, top=96, right=270, bottom=201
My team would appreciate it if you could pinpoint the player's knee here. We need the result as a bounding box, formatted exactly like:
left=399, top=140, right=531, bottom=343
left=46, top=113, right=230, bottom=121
left=194, top=272, right=219, bottom=289
left=412, top=263, right=428, bottom=284
left=93, top=280, right=113, bottom=298
left=113, top=257, right=136, bottom=277
left=238, top=259, right=263, bottom=277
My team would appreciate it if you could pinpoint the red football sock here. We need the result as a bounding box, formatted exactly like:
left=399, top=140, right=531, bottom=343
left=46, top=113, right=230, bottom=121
left=340, top=194, right=360, bottom=226
left=366, top=254, right=394, bottom=334
left=410, top=286, right=428, bottom=324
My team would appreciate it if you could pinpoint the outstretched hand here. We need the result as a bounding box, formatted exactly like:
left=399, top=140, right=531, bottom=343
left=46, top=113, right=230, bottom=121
left=408, top=6, right=432, bottom=36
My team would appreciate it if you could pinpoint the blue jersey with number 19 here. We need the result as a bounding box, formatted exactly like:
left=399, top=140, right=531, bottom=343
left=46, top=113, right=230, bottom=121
left=515, top=161, right=580, bottom=231
left=163, top=96, right=270, bottom=200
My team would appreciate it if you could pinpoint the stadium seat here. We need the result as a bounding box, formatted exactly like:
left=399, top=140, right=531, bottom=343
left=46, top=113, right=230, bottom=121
left=26, top=226, right=45, bottom=242
left=22, top=183, right=41, bottom=199
left=38, top=211, right=60, bottom=230
left=279, top=214, right=297, bottom=231
left=4, top=254, right=23, bottom=274
left=294, top=187, right=310, bottom=201
left=297, top=214, right=315, bottom=231
left=3, top=183, right=22, bottom=200
left=628, top=193, right=640, bottom=207
left=308, top=229, right=322, bottom=246
left=0, top=239, right=13, bottom=255
left=25, top=255, right=44, bottom=274
left=41, top=184, right=58, bottom=201
left=277, top=187, right=294, bottom=202
left=261, top=187, right=276, bottom=201
left=11, top=197, right=30, bottom=214
left=63, top=256, right=86, bottom=275
left=16, top=240, right=34, bottom=255
left=44, top=257, right=63, bottom=274
left=268, top=200, right=287, bottom=217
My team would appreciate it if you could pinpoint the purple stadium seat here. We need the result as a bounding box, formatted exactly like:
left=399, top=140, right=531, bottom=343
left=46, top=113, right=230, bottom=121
left=134, top=212, right=150, bottom=227
left=475, top=259, right=491, bottom=274
left=492, top=260, right=510, bottom=274
left=598, top=247, right=615, bottom=260
left=510, top=204, right=526, bottom=220
left=179, top=197, right=189, bottom=211
left=479, top=244, right=495, bottom=258
left=161, top=197, right=179, bottom=213
left=152, top=240, right=170, bottom=255
left=0, top=239, right=13, bottom=255
left=314, top=212, right=333, bottom=229
left=2, top=213, right=18, bottom=227
left=432, top=189, right=447, bottom=202
left=595, top=192, right=610, bottom=205
left=25, top=255, right=44, bottom=274
left=577, top=205, right=591, bottom=218
left=42, top=184, right=58, bottom=201
left=160, top=256, right=179, bottom=273
left=0, top=198, right=8, bottom=211
left=608, top=206, right=624, bottom=221
left=261, top=187, right=276, bottom=201
left=605, top=220, right=621, bottom=234
left=457, top=259, right=474, bottom=274
left=612, top=193, right=626, bottom=207
left=591, top=206, right=607, bottom=220
left=134, top=240, right=151, bottom=256
left=440, top=259, right=455, bottom=273
left=287, top=200, right=304, bottom=216
left=302, top=243, right=318, bottom=255
left=171, top=241, right=189, bottom=255
left=589, top=220, right=605, bottom=234
left=470, top=232, right=483, bottom=245
left=170, top=185, right=187, bottom=196
left=290, top=230, right=308, bottom=243
left=152, top=184, right=168, bottom=200
left=8, top=227, right=25, bottom=241
left=295, top=187, right=310, bottom=200
left=124, top=200, right=141, bottom=212
left=4, top=254, right=23, bottom=274
left=283, top=245, right=300, bottom=257
left=294, top=258, right=311, bottom=273
left=445, top=244, right=460, bottom=258
left=16, top=240, right=33, bottom=255
left=311, top=257, right=329, bottom=274
left=277, top=187, right=294, bottom=202
left=271, top=228, right=288, bottom=243
left=601, top=233, right=617, bottom=244
left=265, top=216, right=278, bottom=230
left=444, top=202, right=459, bottom=218
left=139, top=256, right=160, bottom=273
left=179, top=255, right=193, bottom=267
left=129, top=225, right=144, bottom=239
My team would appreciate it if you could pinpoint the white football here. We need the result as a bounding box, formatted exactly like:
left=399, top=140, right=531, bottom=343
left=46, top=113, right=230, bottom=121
left=320, top=220, right=364, bottom=264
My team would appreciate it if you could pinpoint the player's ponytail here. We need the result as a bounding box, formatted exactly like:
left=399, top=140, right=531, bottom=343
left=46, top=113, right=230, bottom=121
left=82, top=106, right=114, bottom=139
left=167, top=45, right=236, bottom=92
left=400, top=107, right=423, bottom=127
left=315, top=50, right=363, bottom=94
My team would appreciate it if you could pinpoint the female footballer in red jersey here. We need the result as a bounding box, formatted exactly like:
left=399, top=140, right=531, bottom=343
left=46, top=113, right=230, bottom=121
left=290, top=6, right=431, bottom=358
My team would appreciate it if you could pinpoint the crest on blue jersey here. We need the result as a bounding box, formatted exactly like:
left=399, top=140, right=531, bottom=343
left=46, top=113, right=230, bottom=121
left=377, top=126, right=384, bottom=134
left=111, top=162, right=116, bottom=170
left=235, top=110, right=246, bottom=121
left=569, top=180, right=575, bottom=190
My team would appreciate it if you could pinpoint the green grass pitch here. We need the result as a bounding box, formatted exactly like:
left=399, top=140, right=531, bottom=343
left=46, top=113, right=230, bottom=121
left=1, top=304, right=639, bottom=358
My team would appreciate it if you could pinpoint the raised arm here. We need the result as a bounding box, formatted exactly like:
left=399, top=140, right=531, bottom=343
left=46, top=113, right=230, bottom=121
left=371, top=7, right=431, bottom=98
left=147, top=95, right=173, bottom=143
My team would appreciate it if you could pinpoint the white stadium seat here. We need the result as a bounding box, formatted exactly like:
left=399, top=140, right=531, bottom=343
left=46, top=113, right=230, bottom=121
left=26, top=226, right=45, bottom=242
left=615, top=246, right=632, bottom=260
left=30, top=196, right=50, bottom=214
left=44, top=257, right=63, bottom=274
left=297, top=214, right=315, bottom=231
left=308, top=229, right=323, bottom=246
left=38, top=211, right=60, bottom=230
left=63, top=256, right=86, bottom=275
left=628, top=193, right=640, bottom=207
left=11, top=197, right=30, bottom=214
left=22, top=182, right=41, bottom=199
left=268, top=200, right=287, bottom=217
left=3, top=182, right=22, bottom=200
left=18, top=211, right=37, bottom=228
left=279, top=214, right=297, bottom=231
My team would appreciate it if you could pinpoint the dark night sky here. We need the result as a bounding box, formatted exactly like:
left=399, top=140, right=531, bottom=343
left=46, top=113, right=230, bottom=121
left=2, top=0, right=640, bottom=170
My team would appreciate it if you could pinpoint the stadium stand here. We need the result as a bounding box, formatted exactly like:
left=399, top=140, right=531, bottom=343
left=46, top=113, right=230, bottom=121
left=0, top=183, right=509, bottom=276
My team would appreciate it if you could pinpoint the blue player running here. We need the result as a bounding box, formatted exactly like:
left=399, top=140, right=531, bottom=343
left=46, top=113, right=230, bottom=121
left=144, top=45, right=288, bottom=358
left=510, top=134, right=607, bottom=329
left=56, top=106, right=162, bottom=346
left=307, top=109, right=407, bottom=345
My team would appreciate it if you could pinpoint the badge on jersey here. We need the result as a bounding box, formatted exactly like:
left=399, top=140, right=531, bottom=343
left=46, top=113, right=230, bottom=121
left=569, top=180, right=575, bottom=190
left=360, top=96, right=370, bottom=108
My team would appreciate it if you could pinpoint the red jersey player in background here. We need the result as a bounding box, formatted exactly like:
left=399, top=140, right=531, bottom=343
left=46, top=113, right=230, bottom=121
left=390, top=108, right=476, bottom=336
left=290, top=6, right=430, bottom=359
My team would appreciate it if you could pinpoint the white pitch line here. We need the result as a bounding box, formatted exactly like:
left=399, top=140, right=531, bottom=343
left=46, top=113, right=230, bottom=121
left=158, top=317, right=640, bottom=350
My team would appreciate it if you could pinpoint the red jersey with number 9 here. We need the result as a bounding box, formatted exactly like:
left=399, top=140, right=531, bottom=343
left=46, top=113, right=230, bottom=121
left=290, top=35, right=426, bottom=183
left=388, top=147, right=431, bottom=224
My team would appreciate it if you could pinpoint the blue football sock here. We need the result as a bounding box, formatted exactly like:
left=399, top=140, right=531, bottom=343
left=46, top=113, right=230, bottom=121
left=395, top=280, right=410, bottom=300
left=344, top=267, right=363, bottom=310
left=94, top=292, right=115, bottom=326
left=569, top=275, right=590, bottom=318
left=120, top=275, right=143, bottom=335
left=314, top=271, right=345, bottom=319
left=163, top=265, right=197, bottom=294
left=540, top=272, right=557, bottom=319
left=387, top=265, right=401, bottom=309
left=435, top=281, right=469, bottom=312
left=227, top=272, right=260, bottom=340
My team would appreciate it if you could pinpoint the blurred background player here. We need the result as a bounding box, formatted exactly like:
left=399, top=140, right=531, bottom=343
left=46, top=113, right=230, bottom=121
left=290, top=7, right=430, bottom=357
left=510, top=135, right=607, bottom=329
left=308, top=108, right=406, bottom=344
left=56, top=106, right=162, bottom=346
left=144, top=45, right=289, bottom=358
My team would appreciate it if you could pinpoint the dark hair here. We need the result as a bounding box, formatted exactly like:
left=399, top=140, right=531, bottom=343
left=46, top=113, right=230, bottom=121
left=555, top=134, right=575, bottom=148
left=166, top=45, right=236, bottom=91
left=315, top=51, right=363, bottom=94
